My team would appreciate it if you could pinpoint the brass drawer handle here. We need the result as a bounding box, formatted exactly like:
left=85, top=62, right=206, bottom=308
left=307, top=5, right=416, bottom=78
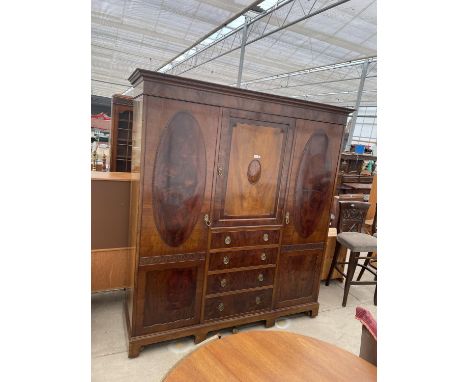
left=217, top=166, right=223, bottom=176
left=260, top=253, right=266, bottom=261
left=203, top=214, right=211, bottom=227
left=263, top=233, right=269, bottom=242
left=285, top=211, right=290, bottom=225
left=223, top=256, right=230, bottom=265
left=258, top=273, right=264, bottom=282
left=255, top=296, right=261, bottom=305
left=225, top=236, right=231, bottom=245
left=220, top=278, right=227, bottom=288
left=218, top=303, right=224, bottom=312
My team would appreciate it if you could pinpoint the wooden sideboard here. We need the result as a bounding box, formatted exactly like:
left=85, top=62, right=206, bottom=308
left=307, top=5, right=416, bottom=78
left=91, top=172, right=133, bottom=292
left=124, top=69, right=352, bottom=357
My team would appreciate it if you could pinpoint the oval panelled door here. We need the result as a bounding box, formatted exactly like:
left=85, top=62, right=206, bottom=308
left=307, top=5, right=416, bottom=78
left=293, top=129, right=332, bottom=238
left=152, top=111, right=206, bottom=247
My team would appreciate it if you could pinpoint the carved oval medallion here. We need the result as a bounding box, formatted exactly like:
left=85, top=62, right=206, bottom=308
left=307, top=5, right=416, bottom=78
left=152, top=111, right=206, bottom=247
left=293, top=130, right=331, bottom=238
left=247, top=159, right=261, bottom=184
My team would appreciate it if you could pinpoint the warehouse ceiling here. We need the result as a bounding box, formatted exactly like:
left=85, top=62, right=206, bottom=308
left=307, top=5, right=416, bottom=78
left=92, top=0, right=376, bottom=108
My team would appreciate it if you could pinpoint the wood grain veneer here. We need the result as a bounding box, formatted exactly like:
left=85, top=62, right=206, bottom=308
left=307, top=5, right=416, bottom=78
left=163, top=331, right=376, bottom=381
left=91, top=172, right=134, bottom=181
left=204, top=288, right=273, bottom=321
left=206, top=267, right=275, bottom=295
left=124, top=69, right=351, bottom=357
left=208, top=248, right=277, bottom=271
left=210, top=228, right=280, bottom=249
left=91, top=248, right=131, bottom=292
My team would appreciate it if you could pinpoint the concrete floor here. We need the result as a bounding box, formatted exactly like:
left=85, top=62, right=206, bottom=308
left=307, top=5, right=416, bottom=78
left=92, top=275, right=377, bottom=382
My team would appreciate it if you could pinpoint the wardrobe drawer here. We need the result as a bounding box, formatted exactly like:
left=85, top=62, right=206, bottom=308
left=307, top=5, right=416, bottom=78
left=210, top=229, right=280, bottom=249
left=206, top=267, right=275, bottom=295
left=204, top=289, right=273, bottom=321
left=209, top=248, right=277, bottom=271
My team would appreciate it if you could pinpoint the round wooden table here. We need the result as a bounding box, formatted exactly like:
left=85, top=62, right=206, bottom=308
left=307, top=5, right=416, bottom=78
left=164, top=331, right=376, bottom=381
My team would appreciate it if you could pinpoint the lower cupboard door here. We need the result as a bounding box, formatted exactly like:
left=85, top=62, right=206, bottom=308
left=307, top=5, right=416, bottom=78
left=134, top=259, right=205, bottom=335
left=274, top=248, right=321, bottom=309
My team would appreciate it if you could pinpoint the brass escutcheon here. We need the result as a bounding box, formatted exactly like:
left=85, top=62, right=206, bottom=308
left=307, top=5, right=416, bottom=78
left=263, top=233, right=269, bottom=242
left=218, top=303, right=224, bottom=312
left=255, top=296, right=261, bottom=305
left=220, top=278, right=227, bottom=288
left=225, top=236, right=231, bottom=245
left=260, top=253, right=266, bottom=261
left=258, top=273, right=264, bottom=282
left=223, top=256, right=229, bottom=265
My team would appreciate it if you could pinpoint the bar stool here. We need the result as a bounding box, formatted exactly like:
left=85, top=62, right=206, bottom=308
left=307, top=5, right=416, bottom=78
left=325, top=201, right=377, bottom=307
left=326, top=232, right=377, bottom=306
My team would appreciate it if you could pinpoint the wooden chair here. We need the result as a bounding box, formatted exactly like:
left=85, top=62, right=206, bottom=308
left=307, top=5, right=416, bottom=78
left=336, top=201, right=370, bottom=234
left=329, top=194, right=366, bottom=229
left=325, top=201, right=377, bottom=307
left=326, top=198, right=369, bottom=282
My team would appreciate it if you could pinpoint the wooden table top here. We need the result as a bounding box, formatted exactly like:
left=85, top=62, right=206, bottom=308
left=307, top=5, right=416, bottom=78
left=163, top=331, right=376, bottom=382
left=91, top=171, right=138, bottom=182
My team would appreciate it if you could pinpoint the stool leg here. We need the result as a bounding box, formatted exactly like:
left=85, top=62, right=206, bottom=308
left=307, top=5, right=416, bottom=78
left=356, top=251, right=372, bottom=281
left=342, top=251, right=358, bottom=307
left=374, top=285, right=377, bottom=305
left=326, top=241, right=342, bottom=286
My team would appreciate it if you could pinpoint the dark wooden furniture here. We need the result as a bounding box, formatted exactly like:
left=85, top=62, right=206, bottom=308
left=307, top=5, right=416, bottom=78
left=341, top=182, right=372, bottom=195
left=110, top=95, right=133, bottom=172
left=336, top=201, right=370, bottom=233
left=335, top=152, right=376, bottom=195
left=326, top=199, right=368, bottom=282
left=163, top=331, right=377, bottom=381
left=326, top=232, right=377, bottom=306
left=339, top=152, right=377, bottom=174
left=329, top=194, right=367, bottom=229
left=91, top=172, right=133, bottom=292
left=124, top=69, right=351, bottom=357
left=325, top=201, right=377, bottom=307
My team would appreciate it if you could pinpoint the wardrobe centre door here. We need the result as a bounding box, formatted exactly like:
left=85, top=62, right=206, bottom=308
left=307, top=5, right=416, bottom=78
left=212, top=109, right=294, bottom=228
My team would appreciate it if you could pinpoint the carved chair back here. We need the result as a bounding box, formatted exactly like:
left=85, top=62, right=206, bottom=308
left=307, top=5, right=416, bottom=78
left=330, top=194, right=366, bottom=229
left=337, top=201, right=370, bottom=233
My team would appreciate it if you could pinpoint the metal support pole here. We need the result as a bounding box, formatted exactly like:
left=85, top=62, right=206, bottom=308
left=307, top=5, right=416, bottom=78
left=346, top=59, right=369, bottom=150
left=237, top=17, right=250, bottom=87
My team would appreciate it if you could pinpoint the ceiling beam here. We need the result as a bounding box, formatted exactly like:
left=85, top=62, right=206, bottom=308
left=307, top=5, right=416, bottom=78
left=156, top=0, right=264, bottom=72
left=159, top=0, right=351, bottom=76
left=237, top=56, right=376, bottom=86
